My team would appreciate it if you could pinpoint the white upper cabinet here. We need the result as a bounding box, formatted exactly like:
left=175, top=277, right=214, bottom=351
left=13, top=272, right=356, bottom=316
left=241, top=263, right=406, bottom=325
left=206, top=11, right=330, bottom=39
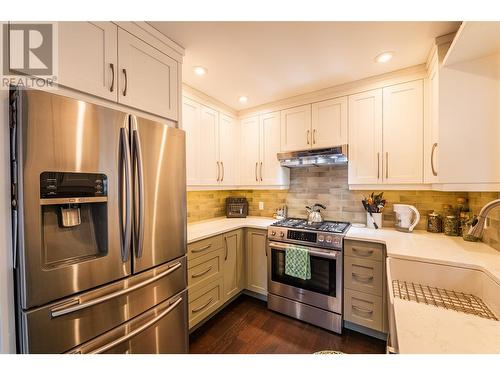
left=311, top=97, right=348, bottom=148
left=260, top=112, right=289, bottom=185
left=382, top=81, right=424, bottom=184
left=280, top=105, right=312, bottom=151
left=239, top=116, right=261, bottom=186
left=182, top=97, right=201, bottom=186
left=58, top=22, right=118, bottom=101
left=54, top=23, right=181, bottom=120
left=219, top=114, right=238, bottom=186
left=348, top=89, right=383, bottom=185
left=197, top=105, right=220, bottom=185
left=118, top=29, right=178, bottom=120
left=182, top=96, right=240, bottom=188
left=424, top=51, right=440, bottom=183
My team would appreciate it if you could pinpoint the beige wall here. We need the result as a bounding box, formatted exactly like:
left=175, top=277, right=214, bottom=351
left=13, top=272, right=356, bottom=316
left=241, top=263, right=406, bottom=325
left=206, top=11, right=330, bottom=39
left=187, top=165, right=500, bottom=251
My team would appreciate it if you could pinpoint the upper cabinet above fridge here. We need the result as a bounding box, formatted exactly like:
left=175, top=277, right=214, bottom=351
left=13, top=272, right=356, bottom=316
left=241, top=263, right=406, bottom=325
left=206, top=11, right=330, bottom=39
left=55, top=22, right=182, bottom=121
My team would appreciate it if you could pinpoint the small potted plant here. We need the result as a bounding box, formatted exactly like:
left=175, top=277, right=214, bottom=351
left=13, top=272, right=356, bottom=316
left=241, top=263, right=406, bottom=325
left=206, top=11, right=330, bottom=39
left=361, top=192, right=386, bottom=229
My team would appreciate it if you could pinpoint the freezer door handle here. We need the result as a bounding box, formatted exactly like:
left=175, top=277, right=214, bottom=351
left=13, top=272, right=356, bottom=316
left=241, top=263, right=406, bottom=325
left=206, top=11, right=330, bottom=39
left=132, top=123, right=145, bottom=259
left=119, top=126, right=132, bottom=262
left=89, top=296, right=183, bottom=354
left=50, top=261, right=183, bottom=318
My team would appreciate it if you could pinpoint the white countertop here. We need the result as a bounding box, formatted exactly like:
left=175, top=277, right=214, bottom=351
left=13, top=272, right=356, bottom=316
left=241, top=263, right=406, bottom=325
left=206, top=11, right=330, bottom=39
left=346, top=227, right=500, bottom=354
left=187, top=218, right=500, bottom=353
left=346, top=227, right=500, bottom=284
left=187, top=216, right=276, bottom=243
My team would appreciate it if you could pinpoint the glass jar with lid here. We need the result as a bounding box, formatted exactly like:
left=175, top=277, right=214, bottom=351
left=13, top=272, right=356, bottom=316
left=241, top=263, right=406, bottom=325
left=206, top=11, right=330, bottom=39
left=427, top=211, right=443, bottom=233
left=444, top=215, right=460, bottom=236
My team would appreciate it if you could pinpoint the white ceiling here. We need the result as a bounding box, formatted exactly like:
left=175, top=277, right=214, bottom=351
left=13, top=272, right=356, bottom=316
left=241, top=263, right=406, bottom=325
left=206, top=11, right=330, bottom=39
left=150, top=22, right=460, bottom=111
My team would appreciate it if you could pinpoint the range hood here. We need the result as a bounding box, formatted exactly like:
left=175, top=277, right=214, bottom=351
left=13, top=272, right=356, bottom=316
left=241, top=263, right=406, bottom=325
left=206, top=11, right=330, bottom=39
left=277, top=145, right=348, bottom=168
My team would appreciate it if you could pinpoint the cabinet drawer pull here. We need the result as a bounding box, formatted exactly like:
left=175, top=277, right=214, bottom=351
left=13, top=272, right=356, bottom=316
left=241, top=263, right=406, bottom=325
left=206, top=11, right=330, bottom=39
left=351, top=247, right=374, bottom=257
left=313, top=129, right=316, bottom=144
left=191, top=244, right=212, bottom=253
left=255, top=162, right=258, bottom=182
left=221, top=161, right=224, bottom=182
left=260, top=162, right=263, bottom=181
left=109, top=63, right=115, bottom=92
left=216, top=161, right=220, bottom=182
left=192, top=266, right=213, bottom=278
left=352, top=272, right=374, bottom=282
left=192, top=297, right=214, bottom=313
left=352, top=305, right=374, bottom=315
left=306, top=129, right=310, bottom=145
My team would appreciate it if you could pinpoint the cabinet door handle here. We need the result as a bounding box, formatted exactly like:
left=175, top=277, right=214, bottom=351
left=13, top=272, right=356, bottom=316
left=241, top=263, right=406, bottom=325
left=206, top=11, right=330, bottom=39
left=216, top=161, right=220, bottom=182
left=192, top=266, right=213, bottom=278
left=260, top=162, right=263, bottom=181
left=255, top=162, right=258, bottom=182
left=377, top=153, right=380, bottom=180
left=313, top=129, right=316, bottom=144
left=306, top=129, right=310, bottom=145
left=224, top=236, right=228, bottom=261
left=122, top=68, right=128, bottom=96
left=221, top=161, right=224, bottom=182
left=192, top=297, right=214, bottom=313
left=109, top=63, right=115, bottom=92
left=385, top=152, right=389, bottom=179
left=431, top=142, right=438, bottom=176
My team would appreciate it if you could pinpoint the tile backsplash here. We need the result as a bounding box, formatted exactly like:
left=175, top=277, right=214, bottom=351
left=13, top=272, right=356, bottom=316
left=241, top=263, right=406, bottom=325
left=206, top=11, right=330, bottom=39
left=187, top=165, right=500, bottom=251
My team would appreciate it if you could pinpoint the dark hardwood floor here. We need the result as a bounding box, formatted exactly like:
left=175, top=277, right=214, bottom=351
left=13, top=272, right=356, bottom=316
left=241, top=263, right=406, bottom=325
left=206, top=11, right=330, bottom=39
left=189, top=295, right=386, bottom=354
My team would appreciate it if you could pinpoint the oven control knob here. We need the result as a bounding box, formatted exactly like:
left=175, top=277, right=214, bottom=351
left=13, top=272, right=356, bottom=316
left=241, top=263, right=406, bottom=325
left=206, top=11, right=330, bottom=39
left=318, top=235, right=325, bottom=242
left=279, top=231, right=285, bottom=238
left=325, top=236, right=333, bottom=244
left=332, top=237, right=341, bottom=246
left=271, top=230, right=276, bottom=236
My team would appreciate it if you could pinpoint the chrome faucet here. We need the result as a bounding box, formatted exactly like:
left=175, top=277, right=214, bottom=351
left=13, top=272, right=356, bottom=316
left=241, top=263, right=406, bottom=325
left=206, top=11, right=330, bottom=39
left=467, top=198, right=500, bottom=240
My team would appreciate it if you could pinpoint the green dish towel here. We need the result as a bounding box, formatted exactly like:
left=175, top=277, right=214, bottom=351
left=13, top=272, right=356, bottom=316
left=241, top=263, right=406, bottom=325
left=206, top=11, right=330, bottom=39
left=285, top=246, right=311, bottom=280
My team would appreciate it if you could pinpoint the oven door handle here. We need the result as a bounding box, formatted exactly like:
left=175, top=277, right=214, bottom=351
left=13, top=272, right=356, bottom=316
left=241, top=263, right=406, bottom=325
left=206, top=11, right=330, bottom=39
left=267, top=242, right=338, bottom=259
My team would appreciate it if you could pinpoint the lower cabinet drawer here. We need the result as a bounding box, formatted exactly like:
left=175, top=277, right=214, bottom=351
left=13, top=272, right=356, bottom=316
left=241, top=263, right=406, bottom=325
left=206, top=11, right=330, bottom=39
left=344, top=289, right=383, bottom=332
left=188, top=235, right=223, bottom=260
left=187, top=248, right=224, bottom=290
left=188, top=277, right=223, bottom=329
left=344, top=256, right=383, bottom=296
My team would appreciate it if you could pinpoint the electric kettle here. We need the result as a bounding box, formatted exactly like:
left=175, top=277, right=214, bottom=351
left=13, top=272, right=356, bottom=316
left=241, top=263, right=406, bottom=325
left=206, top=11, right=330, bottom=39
left=393, top=204, right=420, bottom=232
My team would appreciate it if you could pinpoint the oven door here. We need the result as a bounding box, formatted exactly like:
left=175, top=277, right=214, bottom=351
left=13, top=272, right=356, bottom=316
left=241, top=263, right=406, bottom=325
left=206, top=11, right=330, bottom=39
left=267, top=241, right=342, bottom=314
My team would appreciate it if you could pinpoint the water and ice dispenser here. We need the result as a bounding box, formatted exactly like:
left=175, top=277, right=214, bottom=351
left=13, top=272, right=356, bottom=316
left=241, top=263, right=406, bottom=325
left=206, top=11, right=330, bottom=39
left=40, top=172, right=108, bottom=267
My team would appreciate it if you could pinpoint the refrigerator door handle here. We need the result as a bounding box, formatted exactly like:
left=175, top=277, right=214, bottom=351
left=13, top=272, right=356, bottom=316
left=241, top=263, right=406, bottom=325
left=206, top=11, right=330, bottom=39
left=50, top=261, right=183, bottom=318
left=132, top=123, right=145, bottom=259
left=88, top=296, right=183, bottom=354
left=120, top=127, right=132, bottom=262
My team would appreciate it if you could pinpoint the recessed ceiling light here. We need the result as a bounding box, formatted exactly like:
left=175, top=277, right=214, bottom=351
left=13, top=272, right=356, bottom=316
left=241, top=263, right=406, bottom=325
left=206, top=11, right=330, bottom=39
left=193, top=66, right=207, bottom=76
left=238, top=96, right=248, bottom=104
left=375, top=52, right=394, bottom=63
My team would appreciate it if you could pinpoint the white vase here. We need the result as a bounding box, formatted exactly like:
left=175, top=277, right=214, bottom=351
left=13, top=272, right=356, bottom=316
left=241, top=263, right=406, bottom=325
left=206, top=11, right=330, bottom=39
left=366, top=212, right=382, bottom=229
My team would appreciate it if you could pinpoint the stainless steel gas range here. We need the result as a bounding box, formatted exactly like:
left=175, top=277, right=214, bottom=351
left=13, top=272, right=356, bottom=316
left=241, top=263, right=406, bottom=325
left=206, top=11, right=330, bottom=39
left=267, top=218, right=351, bottom=334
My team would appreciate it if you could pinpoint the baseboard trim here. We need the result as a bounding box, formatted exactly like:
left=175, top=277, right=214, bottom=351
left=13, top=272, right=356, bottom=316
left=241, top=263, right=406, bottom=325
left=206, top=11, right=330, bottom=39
left=344, top=320, right=388, bottom=341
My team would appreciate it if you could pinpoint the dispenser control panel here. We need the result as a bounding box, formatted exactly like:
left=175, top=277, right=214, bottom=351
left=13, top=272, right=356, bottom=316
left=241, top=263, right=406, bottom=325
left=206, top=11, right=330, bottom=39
left=40, top=172, right=108, bottom=198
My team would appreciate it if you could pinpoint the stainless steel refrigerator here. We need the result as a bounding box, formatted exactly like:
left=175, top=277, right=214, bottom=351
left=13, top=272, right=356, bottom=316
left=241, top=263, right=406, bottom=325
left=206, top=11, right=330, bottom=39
left=9, top=88, right=188, bottom=354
